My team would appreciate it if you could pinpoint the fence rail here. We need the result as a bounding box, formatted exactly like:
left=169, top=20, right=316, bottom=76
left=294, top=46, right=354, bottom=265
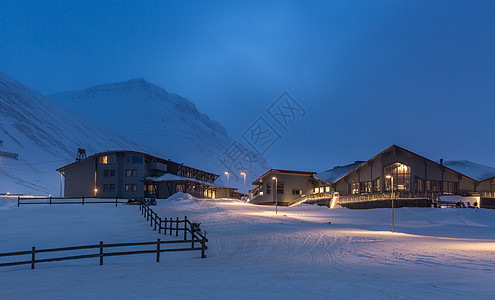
left=17, top=196, right=127, bottom=207
left=0, top=238, right=205, bottom=269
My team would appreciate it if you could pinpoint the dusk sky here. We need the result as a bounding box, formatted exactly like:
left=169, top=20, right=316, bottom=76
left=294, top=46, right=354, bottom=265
left=2, top=0, right=495, bottom=172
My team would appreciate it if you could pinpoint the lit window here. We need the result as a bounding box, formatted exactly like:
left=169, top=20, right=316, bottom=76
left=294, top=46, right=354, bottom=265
left=125, top=169, right=137, bottom=177
left=99, top=155, right=115, bottom=165
left=325, top=186, right=330, bottom=193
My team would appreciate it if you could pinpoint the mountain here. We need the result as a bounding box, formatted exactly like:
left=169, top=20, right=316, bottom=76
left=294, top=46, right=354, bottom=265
left=0, top=72, right=149, bottom=194
left=49, top=79, right=269, bottom=190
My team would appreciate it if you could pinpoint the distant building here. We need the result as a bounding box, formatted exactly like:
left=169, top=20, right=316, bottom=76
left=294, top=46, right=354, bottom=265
left=250, top=169, right=337, bottom=206
left=57, top=150, right=239, bottom=199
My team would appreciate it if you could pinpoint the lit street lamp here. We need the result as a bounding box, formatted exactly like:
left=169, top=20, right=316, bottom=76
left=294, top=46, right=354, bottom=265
left=272, top=176, right=278, bottom=214
left=241, top=172, right=246, bottom=202
left=386, top=175, right=394, bottom=233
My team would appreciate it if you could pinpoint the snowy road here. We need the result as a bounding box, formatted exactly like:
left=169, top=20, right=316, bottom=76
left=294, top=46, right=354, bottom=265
left=0, top=195, right=494, bottom=299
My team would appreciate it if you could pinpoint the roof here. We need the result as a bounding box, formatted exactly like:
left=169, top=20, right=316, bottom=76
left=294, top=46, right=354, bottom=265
left=325, top=145, right=484, bottom=184
left=56, top=150, right=219, bottom=177
left=252, top=169, right=318, bottom=185
left=146, top=173, right=231, bottom=189
left=315, top=161, right=365, bottom=183
left=442, top=160, right=495, bottom=182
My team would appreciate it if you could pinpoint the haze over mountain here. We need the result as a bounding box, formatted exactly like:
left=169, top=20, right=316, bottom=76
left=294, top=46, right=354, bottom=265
left=49, top=79, right=270, bottom=189
left=0, top=72, right=149, bottom=194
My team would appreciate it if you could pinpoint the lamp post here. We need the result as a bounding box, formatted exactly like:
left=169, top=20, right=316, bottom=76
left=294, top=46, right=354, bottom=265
left=225, top=171, right=229, bottom=198
left=386, top=175, right=394, bottom=233
left=272, top=177, right=278, bottom=214
left=241, top=172, right=246, bottom=201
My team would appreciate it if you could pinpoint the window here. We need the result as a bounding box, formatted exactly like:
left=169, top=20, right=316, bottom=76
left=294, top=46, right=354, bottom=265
left=415, top=177, right=425, bottom=192
left=266, top=182, right=271, bottom=195
left=292, top=189, right=302, bottom=195
left=360, top=181, right=372, bottom=194
left=349, top=182, right=359, bottom=195
left=426, top=180, right=441, bottom=192
left=325, top=186, right=331, bottom=193
left=384, top=162, right=411, bottom=191
left=110, top=184, right=115, bottom=192
left=103, top=170, right=116, bottom=178
left=145, top=184, right=156, bottom=195
left=99, top=155, right=115, bottom=165
left=125, top=184, right=137, bottom=192
left=176, top=184, right=185, bottom=193
left=126, top=155, right=143, bottom=164
left=103, top=184, right=109, bottom=192
left=373, top=177, right=381, bottom=193
left=443, top=181, right=457, bottom=194
left=277, top=183, right=284, bottom=194
left=125, top=169, right=137, bottom=177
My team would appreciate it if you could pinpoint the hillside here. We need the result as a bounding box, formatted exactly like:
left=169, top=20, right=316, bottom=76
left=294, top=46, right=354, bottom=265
left=49, top=79, right=269, bottom=189
left=0, top=72, right=148, bottom=194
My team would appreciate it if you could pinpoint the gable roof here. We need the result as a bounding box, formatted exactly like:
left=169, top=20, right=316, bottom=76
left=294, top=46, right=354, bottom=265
left=324, top=145, right=484, bottom=184
left=252, top=169, right=317, bottom=185
left=315, top=161, right=365, bottom=183
left=442, top=160, right=495, bottom=182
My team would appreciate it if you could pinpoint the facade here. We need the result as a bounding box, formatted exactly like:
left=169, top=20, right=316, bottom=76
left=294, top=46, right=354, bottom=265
left=57, top=150, right=239, bottom=199
left=250, top=169, right=334, bottom=206
left=316, top=145, right=495, bottom=208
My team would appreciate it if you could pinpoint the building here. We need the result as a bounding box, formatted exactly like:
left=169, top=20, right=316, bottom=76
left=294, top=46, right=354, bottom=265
left=316, top=145, right=495, bottom=209
left=249, top=169, right=336, bottom=206
left=57, top=150, right=239, bottom=199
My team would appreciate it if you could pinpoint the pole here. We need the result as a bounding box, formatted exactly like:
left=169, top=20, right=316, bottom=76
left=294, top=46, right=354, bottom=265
left=243, top=173, right=246, bottom=202
left=391, top=176, right=394, bottom=233
left=274, top=177, right=278, bottom=215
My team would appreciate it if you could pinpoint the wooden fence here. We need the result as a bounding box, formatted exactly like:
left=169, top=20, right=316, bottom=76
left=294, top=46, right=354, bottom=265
left=139, top=204, right=208, bottom=258
left=0, top=204, right=208, bottom=270
left=17, top=196, right=127, bottom=207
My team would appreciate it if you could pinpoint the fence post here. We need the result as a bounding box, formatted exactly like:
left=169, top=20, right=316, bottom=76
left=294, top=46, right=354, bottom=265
left=176, top=217, right=179, bottom=237
left=184, top=216, right=188, bottom=240
left=154, top=213, right=157, bottom=230
left=158, top=217, right=161, bottom=233
left=169, top=218, right=172, bottom=235
left=163, top=218, right=167, bottom=235
left=147, top=209, right=150, bottom=221
left=191, top=226, right=195, bottom=248
left=115, top=196, right=118, bottom=207
left=49, top=195, right=52, bottom=205
left=31, top=247, right=35, bottom=269
left=17, top=196, right=19, bottom=207
left=99, top=241, right=104, bottom=265
left=201, top=241, right=206, bottom=258
left=82, top=195, right=85, bottom=205
left=156, top=238, right=160, bottom=262
left=150, top=211, right=153, bottom=227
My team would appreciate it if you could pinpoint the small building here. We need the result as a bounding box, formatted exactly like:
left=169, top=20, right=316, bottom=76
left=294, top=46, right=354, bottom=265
left=57, top=150, right=239, bottom=199
left=249, top=169, right=335, bottom=206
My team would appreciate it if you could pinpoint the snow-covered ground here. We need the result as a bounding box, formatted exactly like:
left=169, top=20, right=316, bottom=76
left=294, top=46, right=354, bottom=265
left=1, top=194, right=494, bottom=299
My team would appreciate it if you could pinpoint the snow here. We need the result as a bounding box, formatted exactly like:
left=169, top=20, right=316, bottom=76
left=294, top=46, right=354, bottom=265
left=442, top=160, right=495, bottom=181
left=0, top=72, right=148, bottom=195
left=48, top=79, right=270, bottom=189
left=316, top=161, right=365, bottom=183
left=147, top=173, right=227, bottom=188
left=1, top=194, right=494, bottom=299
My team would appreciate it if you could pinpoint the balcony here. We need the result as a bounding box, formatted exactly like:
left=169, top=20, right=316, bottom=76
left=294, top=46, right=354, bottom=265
left=149, top=162, right=168, bottom=172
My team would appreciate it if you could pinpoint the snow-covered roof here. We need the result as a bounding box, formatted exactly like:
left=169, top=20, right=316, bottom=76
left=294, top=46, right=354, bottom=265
left=146, top=173, right=228, bottom=189
left=442, top=160, right=495, bottom=182
left=315, top=161, right=365, bottom=183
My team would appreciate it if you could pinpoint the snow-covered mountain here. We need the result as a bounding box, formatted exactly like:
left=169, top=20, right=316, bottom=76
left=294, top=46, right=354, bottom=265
left=49, top=79, right=269, bottom=189
left=0, top=72, right=149, bottom=194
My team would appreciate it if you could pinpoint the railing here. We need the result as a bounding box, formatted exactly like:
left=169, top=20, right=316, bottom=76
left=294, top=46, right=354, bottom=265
left=17, top=196, right=127, bottom=207
left=288, top=192, right=336, bottom=207
left=339, top=192, right=435, bottom=204
left=481, top=192, right=495, bottom=198
left=139, top=204, right=208, bottom=258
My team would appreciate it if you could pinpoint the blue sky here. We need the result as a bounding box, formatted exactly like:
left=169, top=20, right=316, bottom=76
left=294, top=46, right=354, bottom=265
left=1, top=0, right=495, bottom=171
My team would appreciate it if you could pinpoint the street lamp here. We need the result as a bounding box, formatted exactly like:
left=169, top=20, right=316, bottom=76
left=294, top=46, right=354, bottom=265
left=272, top=176, right=278, bottom=214
left=386, top=175, right=394, bottom=233
left=225, top=171, right=229, bottom=198
left=241, top=172, right=246, bottom=202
